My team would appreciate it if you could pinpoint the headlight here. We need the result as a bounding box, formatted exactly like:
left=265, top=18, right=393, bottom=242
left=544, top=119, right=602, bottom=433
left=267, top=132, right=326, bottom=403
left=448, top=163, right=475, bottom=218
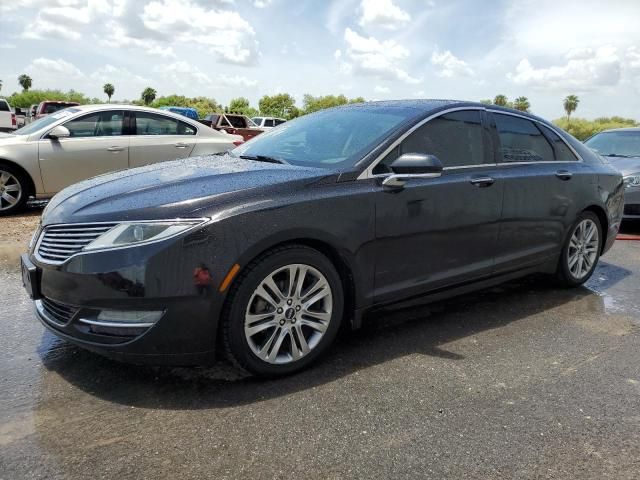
left=623, top=173, right=640, bottom=189
left=84, top=220, right=204, bottom=251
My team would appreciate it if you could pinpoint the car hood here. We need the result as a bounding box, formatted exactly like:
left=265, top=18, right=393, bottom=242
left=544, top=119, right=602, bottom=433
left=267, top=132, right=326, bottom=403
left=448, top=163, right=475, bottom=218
left=0, top=132, right=27, bottom=145
left=603, top=156, right=640, bottom=176
left=42, top=155, right=331, bottom=225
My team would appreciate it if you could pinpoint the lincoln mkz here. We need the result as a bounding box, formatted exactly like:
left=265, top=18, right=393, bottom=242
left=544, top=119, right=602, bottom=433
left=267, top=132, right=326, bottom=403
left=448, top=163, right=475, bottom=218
left=21, top=100, right=624, bottom=376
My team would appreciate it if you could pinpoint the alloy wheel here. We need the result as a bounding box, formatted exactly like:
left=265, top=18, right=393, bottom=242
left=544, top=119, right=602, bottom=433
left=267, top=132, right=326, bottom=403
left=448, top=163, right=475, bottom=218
left=244, top=263, right=333, bottom=364
left=567, top=218, right=599, bottom=279
left=0, top=170, right=22, bottom=211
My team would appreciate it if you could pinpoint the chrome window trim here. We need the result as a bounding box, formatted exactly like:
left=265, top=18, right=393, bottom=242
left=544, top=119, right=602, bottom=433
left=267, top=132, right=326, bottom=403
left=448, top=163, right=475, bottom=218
left=33, top=218, right=208, bottom=266
left=39, top=108, right=127, bottom=141
left=359, top=106, right=585, bottom=180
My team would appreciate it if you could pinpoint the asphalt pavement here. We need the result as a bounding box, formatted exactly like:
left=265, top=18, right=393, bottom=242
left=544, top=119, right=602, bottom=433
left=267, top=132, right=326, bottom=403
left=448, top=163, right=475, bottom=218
left=1, top=214, right=639, bottom=479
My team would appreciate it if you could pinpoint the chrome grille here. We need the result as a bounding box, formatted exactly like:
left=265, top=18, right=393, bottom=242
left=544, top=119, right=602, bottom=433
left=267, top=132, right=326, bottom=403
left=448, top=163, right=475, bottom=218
left=41, top=297, right=78, bottom=326
left=37, top=223, right=117, bottom=263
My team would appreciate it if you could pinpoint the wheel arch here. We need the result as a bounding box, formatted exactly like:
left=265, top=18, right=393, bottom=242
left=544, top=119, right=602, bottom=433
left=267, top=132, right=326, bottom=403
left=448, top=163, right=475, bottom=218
left=223, top=236, right=359, bottom=331
left=582, top=204, right=609, bottom=254
left=0, top=158, right=36, bottom=198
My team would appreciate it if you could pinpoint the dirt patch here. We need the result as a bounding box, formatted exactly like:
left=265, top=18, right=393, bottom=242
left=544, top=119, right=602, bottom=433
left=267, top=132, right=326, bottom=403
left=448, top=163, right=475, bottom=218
left=0, top=210, right=41, bottom=246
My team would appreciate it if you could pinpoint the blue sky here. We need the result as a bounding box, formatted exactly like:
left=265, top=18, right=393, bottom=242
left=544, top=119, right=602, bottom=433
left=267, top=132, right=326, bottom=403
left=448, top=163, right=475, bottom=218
left=1, top=0, right=639, bottom=120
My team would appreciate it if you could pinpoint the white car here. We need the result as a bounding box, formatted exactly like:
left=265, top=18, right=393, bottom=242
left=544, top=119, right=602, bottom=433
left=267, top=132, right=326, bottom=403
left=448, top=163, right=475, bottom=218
left=251, top=116, right=286, bottom=129
left=0, top=104, right=243, bottom=215
left=0, top=99, right=17, bottom=133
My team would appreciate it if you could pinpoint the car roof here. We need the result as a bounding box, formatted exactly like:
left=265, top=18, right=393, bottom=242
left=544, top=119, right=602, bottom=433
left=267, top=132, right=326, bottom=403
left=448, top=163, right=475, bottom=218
left=331, top=99, right=552, bottom=124
left=67, top=104, right=202, bottom=123
left=597, top=127, right=640, bottom=134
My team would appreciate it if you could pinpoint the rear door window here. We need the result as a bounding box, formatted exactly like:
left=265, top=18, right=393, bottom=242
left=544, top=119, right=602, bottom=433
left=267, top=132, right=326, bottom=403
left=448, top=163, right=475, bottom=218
left=539, top=125, right=578, bottom=161
left=63, top=111, right=124, bottom=137
left=494, top=113, right=554, bottom=163
left=134, top=112, right=196, bottom=135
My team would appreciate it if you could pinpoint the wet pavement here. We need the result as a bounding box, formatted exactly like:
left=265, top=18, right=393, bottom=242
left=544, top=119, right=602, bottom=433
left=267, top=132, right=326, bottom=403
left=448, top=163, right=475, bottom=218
left=1, top=214, right=639, bottom=479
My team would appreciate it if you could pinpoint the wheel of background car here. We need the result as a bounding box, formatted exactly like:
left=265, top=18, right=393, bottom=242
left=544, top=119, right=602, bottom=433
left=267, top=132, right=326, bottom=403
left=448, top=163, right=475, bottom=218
left=0, top=164, right=29, bottom=215
left=557, top=211, right=602, bottom=287
left=222, top=245, right=344, bottom=377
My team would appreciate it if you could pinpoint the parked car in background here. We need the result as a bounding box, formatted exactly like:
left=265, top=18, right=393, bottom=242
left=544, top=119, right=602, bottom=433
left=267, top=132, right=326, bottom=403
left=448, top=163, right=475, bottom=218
left=200, top=113, right=264, bottom=141
left=0, top=99, right=17, bottom=132
left=21, top=100, right=623, bottom=377
left=34, top=101, right=80, bottom=120
left=159, top=106, right=199, bottom=120
left=0, top=104, right=242, bottom=214
left=585, top=127, right=640, bottom=220
left=252, top=116, right=286, bottom=129
left=13, top=107, right=27, bottom=128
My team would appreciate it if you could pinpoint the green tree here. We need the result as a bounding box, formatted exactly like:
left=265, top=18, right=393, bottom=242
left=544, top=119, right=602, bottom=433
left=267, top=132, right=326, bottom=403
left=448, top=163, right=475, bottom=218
left=513, top=96, right=530, bottom=112
left=493, top=94, right=508, bottom=107
left=563, top=95, right=579, bottom=123
left=228, top=97, right=258, bottom=117
left=479, top=99, right=493, bottom=105
left=103, top=83, right=115, bottom=103
left=141, top=87, right=157, bottom=105
left=553, top=116, right=639, bottom=141
left=151, top=94, right=222, bottom=118
left=18, top=74, right=32, bottom=92
left=7, top=89, right=96, bottom=108
left=302, top=94, right=365, bottom=114
left=258, top=93, right=297, bottom=119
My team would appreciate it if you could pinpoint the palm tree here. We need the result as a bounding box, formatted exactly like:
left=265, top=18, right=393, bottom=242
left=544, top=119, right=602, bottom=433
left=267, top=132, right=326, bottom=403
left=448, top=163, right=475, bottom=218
left=18, top=74, right=32, bottom=91
left=103, top=83, right=115, bottom=103
left=141, top=87, right=157, bottom=105
left=513, top=96, right=530, bottom=112
left=493, top=94, right=508, bottom=106
left=563, top=95, right=579, bottom=123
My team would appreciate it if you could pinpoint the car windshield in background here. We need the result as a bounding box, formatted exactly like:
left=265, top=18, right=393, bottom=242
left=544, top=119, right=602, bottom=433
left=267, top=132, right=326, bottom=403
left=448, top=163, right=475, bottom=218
left=231, top=107, right=418, bottom=168
left=585, top=131, right=640, bottom=157
left=13, top=108, right=81, bottom=135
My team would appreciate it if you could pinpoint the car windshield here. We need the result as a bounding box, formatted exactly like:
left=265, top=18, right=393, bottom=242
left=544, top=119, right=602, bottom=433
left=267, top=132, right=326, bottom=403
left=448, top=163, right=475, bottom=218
left=231, top=106, right=419, bottom=168
left=585, top=131, right=640, bottom=157
left=13, top=108, right=81, bottom=135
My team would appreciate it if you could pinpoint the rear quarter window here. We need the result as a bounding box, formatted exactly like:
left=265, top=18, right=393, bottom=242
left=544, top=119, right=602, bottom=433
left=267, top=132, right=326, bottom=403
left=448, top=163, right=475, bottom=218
left=494, top=113, right=554, bottom=163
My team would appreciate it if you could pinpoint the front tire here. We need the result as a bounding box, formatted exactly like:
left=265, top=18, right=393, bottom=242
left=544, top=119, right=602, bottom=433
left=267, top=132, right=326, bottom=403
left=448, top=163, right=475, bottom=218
left=556, top=211, right=602, bottom=287
left=222, top=245, right=344, bottom=377
left=0, top=164, right=29, bottom=216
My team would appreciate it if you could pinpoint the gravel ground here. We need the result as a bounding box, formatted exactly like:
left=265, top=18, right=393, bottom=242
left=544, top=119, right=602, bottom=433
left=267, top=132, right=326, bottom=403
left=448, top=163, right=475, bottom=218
left=1, top=210, right=639, bottom=479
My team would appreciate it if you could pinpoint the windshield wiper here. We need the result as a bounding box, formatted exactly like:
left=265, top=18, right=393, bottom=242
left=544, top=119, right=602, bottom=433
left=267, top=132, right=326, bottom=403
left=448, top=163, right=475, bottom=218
left=239, top=154, right=287, bottom=165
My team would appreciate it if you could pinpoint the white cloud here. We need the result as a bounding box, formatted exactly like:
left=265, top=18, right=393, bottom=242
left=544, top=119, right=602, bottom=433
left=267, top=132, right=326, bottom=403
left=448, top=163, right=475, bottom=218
left=431, top=49, right=474, bottom=78
left=141, top=0, right=258, bottom=65
left=154, top=61, right=211, bottom=87
left=90, top=64, right=149, bottom=85
left=99, top=21, right=176, bottom=58
left=253, top=0, right=272, bottom=7
left=340, top=28, right=420, bottom=84
left=217, top=74, right=258, bottom=88
left=508, top=46, right=621, bottom=91
left=374, top=85, right=390, bottom=93
left=26, top=57, right=85, bottom=78
left=358, top=0, right=410, bottom=30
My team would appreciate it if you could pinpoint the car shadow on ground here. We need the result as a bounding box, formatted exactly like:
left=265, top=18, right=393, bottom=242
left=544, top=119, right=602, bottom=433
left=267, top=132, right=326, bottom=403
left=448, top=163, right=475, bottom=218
left=37, top=262, right=632, bottom=410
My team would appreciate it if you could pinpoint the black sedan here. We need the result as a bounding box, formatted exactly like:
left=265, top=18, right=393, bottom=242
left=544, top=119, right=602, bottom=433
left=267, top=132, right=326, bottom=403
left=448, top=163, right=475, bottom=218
left=22, top=100, right=624, bottom=377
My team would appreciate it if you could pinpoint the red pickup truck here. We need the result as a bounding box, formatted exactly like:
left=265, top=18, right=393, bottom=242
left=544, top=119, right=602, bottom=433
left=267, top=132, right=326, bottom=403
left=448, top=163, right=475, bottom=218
left=199, top=113, right=264, bottom=141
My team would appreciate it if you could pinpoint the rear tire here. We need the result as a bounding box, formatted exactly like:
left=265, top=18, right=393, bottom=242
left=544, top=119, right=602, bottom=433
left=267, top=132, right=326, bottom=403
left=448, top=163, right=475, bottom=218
left=222, top=245, right=344, bottom=377
left=556, top=211, right=602, bottom=287
left=0, top=163, right=29, bottom=216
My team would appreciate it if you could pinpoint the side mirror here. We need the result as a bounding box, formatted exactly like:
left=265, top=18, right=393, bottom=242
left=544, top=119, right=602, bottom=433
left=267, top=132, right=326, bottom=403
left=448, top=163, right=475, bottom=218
left=48, top=125, right=70, bottom=140
left=382, top=153, right=443, bottom=188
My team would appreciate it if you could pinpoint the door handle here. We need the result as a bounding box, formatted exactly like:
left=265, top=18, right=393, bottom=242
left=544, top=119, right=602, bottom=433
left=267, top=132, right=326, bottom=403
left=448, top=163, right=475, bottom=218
left=470, top=176, right=495, bottom=187
left=556, top=170, right=573, bottom=180
left=107, top=146, right=124, bottom=152
left=174, top=142, right=189, bottom=148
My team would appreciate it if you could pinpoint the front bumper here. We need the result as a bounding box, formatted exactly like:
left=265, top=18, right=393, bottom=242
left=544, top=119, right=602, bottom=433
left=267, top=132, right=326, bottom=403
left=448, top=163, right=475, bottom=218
left=27, top=229, right=230, bottom=365
left=623, top=187, right=640, bottom=220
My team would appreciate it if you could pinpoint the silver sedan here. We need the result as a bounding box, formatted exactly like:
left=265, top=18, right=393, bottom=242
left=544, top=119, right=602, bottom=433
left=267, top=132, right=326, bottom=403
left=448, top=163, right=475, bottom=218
left=0, top=104, right=243, bottom=215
